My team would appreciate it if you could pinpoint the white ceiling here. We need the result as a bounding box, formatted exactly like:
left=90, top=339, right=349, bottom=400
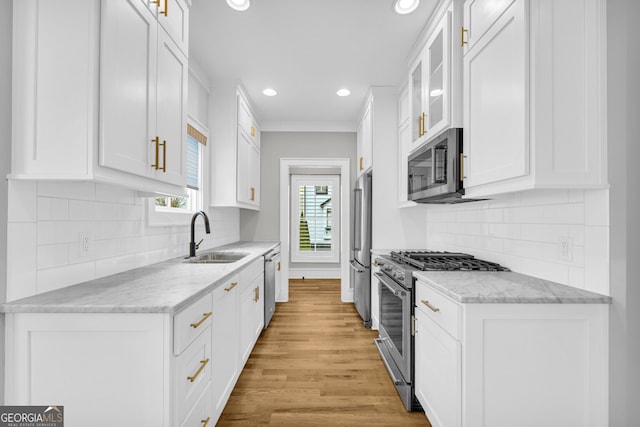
left=189, top=0, right=438, bottom=131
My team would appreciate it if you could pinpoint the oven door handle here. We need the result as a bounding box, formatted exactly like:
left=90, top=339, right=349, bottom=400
left=375, top=272, right=406, bottom=297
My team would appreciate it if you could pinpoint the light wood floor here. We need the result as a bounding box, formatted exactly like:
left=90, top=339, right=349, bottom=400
left=217, top=278, right=431, bottom=426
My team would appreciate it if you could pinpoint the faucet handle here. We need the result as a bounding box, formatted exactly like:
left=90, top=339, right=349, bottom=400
left=195, top=239, right=204, bottom=249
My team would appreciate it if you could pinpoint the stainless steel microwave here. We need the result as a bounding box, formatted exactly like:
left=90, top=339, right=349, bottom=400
left=408, top=128, right=473, bottom=204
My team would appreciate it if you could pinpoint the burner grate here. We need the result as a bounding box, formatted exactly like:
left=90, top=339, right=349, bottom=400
left=389, top=250, right=509, bottom=272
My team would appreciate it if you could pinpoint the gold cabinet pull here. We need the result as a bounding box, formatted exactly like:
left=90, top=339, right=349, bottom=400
left=460, top=154, right=467, bottom=180
left=251, top=125, right=255, bottom=137
left=161, top=0, right=168, bottom=16
left=201, top=417, right=211, bottom=427
left=151, top=136, right=160, bottom=170
left=418, top=114, right=423, bottom=137
left=160, top=139, right=167, bottom=172
left=421, top=299, right=440, bottom=313
left=152, top=0, right=161, bottom=7
left=359, top=156, right=363, bottom=171
left=411, top=315, right=416, bottom=336
left=250, top=187, right=255, bottom=201
left=187, top=358, right=209, bottom=383
left=253, top=286, right=260, bottom=302
left=224, top=281, right=238, bottom=292
left=190, top=312, right=212, bottom=329
left=461, top=26, right=468, bottom=47
left=277, top=261, right=280, bottom=271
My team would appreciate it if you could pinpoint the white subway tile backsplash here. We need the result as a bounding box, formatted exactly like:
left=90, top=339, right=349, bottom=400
left=37, top=197, right=69, bottom=221
left=541, top=204, right=584, bottom=224
left=69, top=200, right=95, bottom=221
left=37, top=244, right=69, bottom=270
left=584, top=190, right=609, bottom=226
left=521, top=224, right=569, bottom=243
left=6, top=222, right=38, bottom=301
left=6, top=181, right=241, bottom=300
left=504, top=206, right=543, bottom=224
left=95, top=254, right=136, bottom=278
left=425, top=189, right=610, bottom=294
left=8, top=180, right=37, bottom=223
left=37, top=261, right=96, bottom=294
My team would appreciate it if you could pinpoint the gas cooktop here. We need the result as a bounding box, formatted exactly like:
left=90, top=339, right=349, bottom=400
left=389, top=250, right=510, bottom=272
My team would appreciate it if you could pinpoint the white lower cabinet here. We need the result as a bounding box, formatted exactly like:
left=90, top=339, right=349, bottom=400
left=210, top=275, right=240, bottom=420
left=239, top=259, right=265, bottom=364
left=4, top=260, right=267, bottom=427
left=414, top=279, right=609, bottom=427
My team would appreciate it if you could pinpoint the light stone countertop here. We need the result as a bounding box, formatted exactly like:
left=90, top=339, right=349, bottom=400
left=1, top=241, right=280, bottom=314
left=414, top=270, right=612, bottom=304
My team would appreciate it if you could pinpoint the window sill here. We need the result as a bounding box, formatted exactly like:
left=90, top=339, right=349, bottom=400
left=147, top=200, right=196, bottom=227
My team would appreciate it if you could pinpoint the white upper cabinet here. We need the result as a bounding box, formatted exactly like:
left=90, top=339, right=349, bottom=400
left=100, top=0, right=187, bottom=187
left=211, top=86, right=261, bottom=210
left=357, top=95, right=373, bottom=176
left=408, top=4, right=456, bottom=152
left=462, top=0, right=607, bottom=198
left=397, top=85, right=415, bottom=206
left=10, top=0, right=190, bottom=195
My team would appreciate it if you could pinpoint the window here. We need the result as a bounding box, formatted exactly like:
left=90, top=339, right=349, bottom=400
left=150, top=121, right=207, bottom=225
left=290, top=175, right=340, bottom=263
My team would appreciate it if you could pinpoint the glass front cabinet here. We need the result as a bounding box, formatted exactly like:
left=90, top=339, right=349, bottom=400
left=408, top=7, right=452, bottom=152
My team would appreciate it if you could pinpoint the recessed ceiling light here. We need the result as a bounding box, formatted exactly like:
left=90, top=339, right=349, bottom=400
left=393, top=0, right=420, bottom=15
left=336, top=88, right=351, bottom=97
left=430, top=89, right=443, bottom=97
left=263, top=88, right=278, bottom=97
left=226, top=0, right=250, bottom=11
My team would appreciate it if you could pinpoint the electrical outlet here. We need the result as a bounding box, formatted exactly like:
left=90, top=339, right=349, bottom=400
left=559, top=236, right=572, bottom=262
left=79, top=232, right=92, bottom=257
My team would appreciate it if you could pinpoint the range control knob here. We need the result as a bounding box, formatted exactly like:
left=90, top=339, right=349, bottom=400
left=383, top=265, right=393, bottom=272
left=394, top=271, right=405, bottom=281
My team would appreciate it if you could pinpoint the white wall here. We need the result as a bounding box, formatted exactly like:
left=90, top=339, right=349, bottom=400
left=608, top=0, right=640, bottom=424
left=0, top=0, right=12, bottom=405
left=240, top=131, right=357, bottom=242
left=425, top=189, right=609, bottom=294
left=240, top=131, right=356, bottom=277
left=6, top=181, right=239, bottom=301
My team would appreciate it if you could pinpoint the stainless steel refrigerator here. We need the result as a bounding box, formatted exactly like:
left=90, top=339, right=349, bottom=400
left=350, top=171, right=372, bottom=328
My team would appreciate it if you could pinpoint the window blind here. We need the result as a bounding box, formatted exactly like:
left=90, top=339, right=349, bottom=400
left=186, top=135, right=200, bottom=190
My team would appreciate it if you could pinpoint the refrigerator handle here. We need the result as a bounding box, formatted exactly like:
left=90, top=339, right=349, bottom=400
left=352, top=188, right=362, bottom=251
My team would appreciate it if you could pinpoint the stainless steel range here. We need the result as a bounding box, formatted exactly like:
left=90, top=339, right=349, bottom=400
left=374, top=250, right=509, bottom=411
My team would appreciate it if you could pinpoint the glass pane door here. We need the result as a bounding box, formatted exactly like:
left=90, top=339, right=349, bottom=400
left=428, top=29, right=444, bottom=129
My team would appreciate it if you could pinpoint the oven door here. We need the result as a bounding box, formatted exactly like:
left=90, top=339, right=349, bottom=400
left=376, top=271, right=412, bottom=381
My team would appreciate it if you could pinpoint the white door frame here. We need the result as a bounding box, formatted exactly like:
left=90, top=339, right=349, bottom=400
left=279, top=158, right=352, bottom=302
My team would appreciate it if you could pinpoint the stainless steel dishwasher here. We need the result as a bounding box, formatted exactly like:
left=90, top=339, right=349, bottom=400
left=263, top=246, right=280, bottom=328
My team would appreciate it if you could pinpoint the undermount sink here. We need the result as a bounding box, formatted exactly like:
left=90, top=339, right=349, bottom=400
left=185, top=251, right=249, bottom=264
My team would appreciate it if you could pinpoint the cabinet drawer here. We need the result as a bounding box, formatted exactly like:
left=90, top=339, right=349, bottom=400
left=174, top=294, right=212, bottom=355
left=175, top=326, right=212, bottom=425
left=179, top=380, right=213, bottom=427
left=415, top=281, right=461, bottom=340
left=240, top=257, right=264, bottom=293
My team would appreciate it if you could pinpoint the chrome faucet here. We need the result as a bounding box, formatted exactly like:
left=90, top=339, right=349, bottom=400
left=190, top=210, right=211, bottom=257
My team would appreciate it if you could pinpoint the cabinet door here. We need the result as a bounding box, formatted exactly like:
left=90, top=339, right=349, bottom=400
left=463, top=0, right=527, bottom=188
left=357, top=100, right=373, bottom=175
left=415, top=309, right=462, bottom=427
left=409, top=57, right=425, bottom=147
left=211, top=276, right=240, bottom=417
left=237, top=128, right=253, bottom=205
left=425, top=11, right=451, bottom=138
left=155, top=28, right=187, bottom=186
left=398, top=122, right=411, bottom=204
left=239, top=275, right=264, bottom=363
left=249, top=142, right=261, bottom=206
left=157, top=0, right=189, bottom=55
left=463, top=0, right=516, bottom=53
left=100, top=0, right=157, bottom=179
